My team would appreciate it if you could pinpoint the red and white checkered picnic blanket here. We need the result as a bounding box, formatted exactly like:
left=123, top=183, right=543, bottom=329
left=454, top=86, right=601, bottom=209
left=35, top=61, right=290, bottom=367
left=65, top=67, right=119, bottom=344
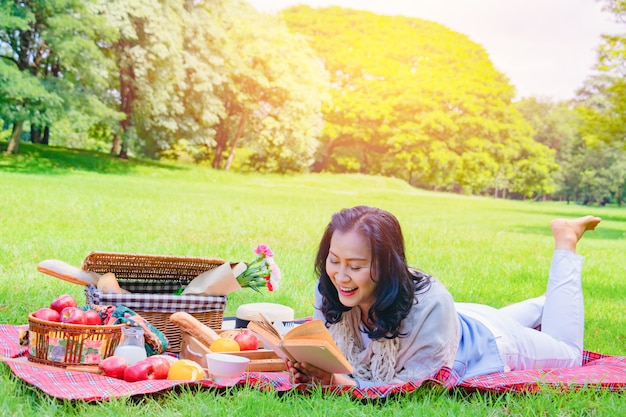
left=1, top=324, right=624, bottom=401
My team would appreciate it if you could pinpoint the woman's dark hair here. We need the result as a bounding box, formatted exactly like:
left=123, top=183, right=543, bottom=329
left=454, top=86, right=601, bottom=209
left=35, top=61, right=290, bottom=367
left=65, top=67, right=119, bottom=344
left=315, top=206, right=431, bottom=339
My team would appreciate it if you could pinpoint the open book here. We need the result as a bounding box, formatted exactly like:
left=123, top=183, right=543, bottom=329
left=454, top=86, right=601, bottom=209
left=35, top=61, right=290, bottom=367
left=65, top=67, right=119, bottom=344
left=247, top=315, right=353, bottom=375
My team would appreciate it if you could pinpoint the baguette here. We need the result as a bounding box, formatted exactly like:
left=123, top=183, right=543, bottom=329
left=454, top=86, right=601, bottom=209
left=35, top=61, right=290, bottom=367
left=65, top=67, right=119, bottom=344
left=37, top=259, right=100, bottom=286
left=169, top=312, right=220, bottom=348
left=96, top=272, right=129, bottom=294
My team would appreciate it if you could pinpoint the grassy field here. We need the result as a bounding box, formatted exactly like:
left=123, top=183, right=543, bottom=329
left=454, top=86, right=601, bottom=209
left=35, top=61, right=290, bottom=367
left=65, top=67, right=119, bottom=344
left=1, top=143, right=625, bottom=416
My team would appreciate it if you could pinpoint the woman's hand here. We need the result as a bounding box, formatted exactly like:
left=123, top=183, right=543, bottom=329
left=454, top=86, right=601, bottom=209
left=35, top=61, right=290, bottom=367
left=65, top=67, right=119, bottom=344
left=285, top=359, right=356, bottom=386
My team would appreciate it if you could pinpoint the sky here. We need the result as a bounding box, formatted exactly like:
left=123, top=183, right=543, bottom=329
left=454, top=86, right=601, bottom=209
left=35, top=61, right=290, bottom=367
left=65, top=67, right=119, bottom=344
left=246, top=0, right=622, bottom=101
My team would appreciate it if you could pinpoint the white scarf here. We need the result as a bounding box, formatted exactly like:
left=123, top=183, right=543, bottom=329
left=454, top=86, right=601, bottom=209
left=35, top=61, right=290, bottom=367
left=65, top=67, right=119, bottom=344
left=329, top=307, right=399, bottom=383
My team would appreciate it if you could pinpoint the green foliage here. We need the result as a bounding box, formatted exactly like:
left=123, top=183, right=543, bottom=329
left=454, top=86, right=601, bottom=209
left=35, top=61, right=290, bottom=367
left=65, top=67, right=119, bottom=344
left=580, top=1, right=626, bottom=151
left=207, top=0, right=329, bottom=172
left=0, top=124, right=9, bottom=141
left=281, top=6, right=556, bottom=196
left=1, top=0, right=620, bottom=202
left=0, top=0, right=122, bottom=153
left=562, top=1, right=626, bottom=205
left=97, top=0, right=328, bottom=172
left=516, top=97, right=579, bottom=152
left=515, top=88, right=626, bottom=205
left=104, top=0, right=190, bottom=156
left=0, top=60, right=62, bottom=124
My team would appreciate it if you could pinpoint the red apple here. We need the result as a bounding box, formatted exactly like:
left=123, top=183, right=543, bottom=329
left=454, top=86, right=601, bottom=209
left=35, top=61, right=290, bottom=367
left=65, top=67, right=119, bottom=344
left=99, top=355, right=129, bottom=379
left=50, top=294, right=77, bottom=314
left=146, top=355, right=172, bottom=379
left=234, top=330, right=258, bottom=351
left=34, top=307, right=61, bottom=322
left=60, top=306, right=86, bottom=324
left=123, top=358, right=155, bottom=382
left=83, top=309, right=102, bottom=325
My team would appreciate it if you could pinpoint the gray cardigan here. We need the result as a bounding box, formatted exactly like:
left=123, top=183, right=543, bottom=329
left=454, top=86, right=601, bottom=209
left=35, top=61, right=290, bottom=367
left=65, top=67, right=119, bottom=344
left=314, top=277, right=460, bottom=384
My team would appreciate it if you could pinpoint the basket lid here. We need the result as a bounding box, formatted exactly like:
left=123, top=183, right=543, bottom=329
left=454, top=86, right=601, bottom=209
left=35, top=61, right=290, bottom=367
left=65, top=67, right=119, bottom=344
left=236, top=303, right=294, bottom=322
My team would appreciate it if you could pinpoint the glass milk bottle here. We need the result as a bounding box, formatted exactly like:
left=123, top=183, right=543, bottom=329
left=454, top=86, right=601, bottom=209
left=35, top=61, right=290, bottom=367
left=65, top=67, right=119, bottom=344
left=114, top=326, right=148, bottom=365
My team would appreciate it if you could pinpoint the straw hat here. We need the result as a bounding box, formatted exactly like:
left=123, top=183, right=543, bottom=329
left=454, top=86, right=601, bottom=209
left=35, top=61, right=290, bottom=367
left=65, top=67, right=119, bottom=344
left=236, top=303, right=294, bottom=324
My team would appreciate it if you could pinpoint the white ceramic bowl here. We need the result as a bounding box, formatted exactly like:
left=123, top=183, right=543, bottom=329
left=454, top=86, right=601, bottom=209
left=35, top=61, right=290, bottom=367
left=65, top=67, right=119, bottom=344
left=205, top=353, right=250, bottom=386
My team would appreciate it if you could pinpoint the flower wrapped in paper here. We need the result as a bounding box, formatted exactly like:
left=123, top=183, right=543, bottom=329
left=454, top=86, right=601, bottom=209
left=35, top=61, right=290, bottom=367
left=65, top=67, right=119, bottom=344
left=182, top=245, right=280, bottom=296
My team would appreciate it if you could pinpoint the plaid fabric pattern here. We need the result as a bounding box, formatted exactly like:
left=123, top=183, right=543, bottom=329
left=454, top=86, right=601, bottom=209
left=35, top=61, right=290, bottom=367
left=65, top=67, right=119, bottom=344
left=1, top=324, right=624, bottom=401
left=85, top=285, right=226, bottom=313
left=0, top=324, right=27, bottom=359
left=457, top=355, right=626, bottom=393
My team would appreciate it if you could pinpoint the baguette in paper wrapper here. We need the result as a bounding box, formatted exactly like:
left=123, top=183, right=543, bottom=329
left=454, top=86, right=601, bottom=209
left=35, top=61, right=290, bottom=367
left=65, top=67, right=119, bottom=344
left=182, top=262, right=247, bottom=296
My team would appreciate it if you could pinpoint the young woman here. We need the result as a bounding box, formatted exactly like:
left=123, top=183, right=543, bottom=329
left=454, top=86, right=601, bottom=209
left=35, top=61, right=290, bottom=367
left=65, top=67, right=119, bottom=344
left=285, top=206, right=601, bottom=387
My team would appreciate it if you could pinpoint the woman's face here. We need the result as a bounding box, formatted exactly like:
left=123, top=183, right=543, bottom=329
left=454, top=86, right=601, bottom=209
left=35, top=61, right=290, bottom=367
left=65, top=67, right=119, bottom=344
left=326, top=229, right=377, bottom=311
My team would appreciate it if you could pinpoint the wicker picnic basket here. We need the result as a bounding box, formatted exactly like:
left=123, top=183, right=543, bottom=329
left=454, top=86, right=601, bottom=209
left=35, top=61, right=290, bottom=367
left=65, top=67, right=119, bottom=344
left=82, top=251, right=230, bottom=353
left=27, top=313, right=125, bottom=368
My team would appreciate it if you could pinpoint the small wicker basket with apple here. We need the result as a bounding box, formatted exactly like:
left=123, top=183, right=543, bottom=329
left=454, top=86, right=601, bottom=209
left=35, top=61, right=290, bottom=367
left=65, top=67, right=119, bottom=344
left=27, top=312, right=125, bottom=368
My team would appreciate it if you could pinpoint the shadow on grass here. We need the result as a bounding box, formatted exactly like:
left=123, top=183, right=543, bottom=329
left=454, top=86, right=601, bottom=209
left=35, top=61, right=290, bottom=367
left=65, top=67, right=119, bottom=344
left=0, top=142, right=185, bottom=175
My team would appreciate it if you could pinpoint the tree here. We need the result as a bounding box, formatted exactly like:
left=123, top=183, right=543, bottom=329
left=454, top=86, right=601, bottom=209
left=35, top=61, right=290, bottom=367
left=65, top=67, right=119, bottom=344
left=515, top=97, right=579, bottom=152
left=582, top=0, right=626, bottom=150
left=535, top=78, right=626, bottom=205
left=560, top=0, right=626, bottom=205
left=0, top=60, right=61, bottom=153
left=0, top=0, right=120, bottom=154
left=98, top=0, right=189, bottom=158
left=164, top=0, right=230, bottom=161
left=100, top=0, right=328, bottom=171
left=515, top=97, right=587, bottom=199
left=207, top=1, right=329, bottom=172
left=282, top=6, right=556, bottom=194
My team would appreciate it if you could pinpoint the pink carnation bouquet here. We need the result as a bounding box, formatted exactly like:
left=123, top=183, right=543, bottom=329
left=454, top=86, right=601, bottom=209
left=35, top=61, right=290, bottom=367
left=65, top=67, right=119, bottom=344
left=236, top=244, right=281, bottom=292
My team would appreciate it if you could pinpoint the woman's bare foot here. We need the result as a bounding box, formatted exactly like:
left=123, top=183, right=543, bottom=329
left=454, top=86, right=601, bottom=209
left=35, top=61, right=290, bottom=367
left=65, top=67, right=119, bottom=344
left=550, top=216, right=602, bottom=252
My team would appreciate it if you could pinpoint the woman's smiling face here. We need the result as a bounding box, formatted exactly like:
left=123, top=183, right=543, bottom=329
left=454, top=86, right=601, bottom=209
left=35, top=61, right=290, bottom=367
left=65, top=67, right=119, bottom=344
left=325, top=229, right=377, bottom=312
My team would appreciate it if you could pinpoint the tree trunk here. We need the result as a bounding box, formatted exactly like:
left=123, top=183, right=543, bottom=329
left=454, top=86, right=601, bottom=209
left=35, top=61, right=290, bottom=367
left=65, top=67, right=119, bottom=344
left=360, top=146, right=369, bottom=174
left=311, top=136, right=362, bottom=172
left=117, top=46, right=135, bottom=159
left=119, top=141, right=129, bottom=160
left=111, top=133, right=120, bottom=155
left=42, top=126, right=50, bottom=145
left=311, top=140, right=336, bottom=172
left=212, top=118, right=228, bottom=169
left=224, top=111, right=248, bottom=171
left=31, top=125, right=42, bottom=144
left=6, top=121, right=24, bottom=154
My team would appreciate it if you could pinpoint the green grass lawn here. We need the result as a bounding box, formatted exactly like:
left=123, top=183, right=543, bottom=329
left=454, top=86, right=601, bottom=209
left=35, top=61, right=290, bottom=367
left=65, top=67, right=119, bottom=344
left=1, top=144, right=625, bottom=416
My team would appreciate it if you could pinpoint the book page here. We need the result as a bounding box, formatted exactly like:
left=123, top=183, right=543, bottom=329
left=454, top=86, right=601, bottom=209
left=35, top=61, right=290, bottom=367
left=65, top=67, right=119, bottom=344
left=282, top=320, right=329, bottom=340
left=246, top=317, right=282, bottom=347
left=247, top=314, right=294, bottom=363
left=283, top=320, right=344, bottom=356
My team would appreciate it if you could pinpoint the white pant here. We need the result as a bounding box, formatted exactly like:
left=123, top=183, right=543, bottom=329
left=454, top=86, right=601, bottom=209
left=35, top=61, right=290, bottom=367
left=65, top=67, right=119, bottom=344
left=455, top=249, right=584, bottom=371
